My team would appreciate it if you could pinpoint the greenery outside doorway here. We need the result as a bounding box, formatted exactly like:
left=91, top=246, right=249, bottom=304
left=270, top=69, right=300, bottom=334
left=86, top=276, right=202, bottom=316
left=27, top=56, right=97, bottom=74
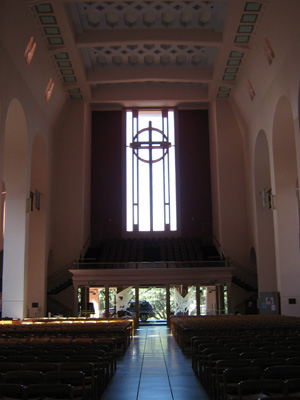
left=138, top=286, right=167, bottom=324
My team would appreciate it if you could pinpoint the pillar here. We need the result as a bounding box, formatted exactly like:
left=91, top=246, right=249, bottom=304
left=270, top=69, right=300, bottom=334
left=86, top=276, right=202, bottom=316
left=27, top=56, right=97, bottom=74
left=206, top=286, right=216, bottom=315
left=196, top=286, right=201, bottom=315
left=105, top=285, right=109, bottom=318
left=73, top=283, right=79, bottom=317
left=135, top=286, right=139, bottom=326
left=166, top=284, right=170, bottom=326
left=216, top=284, right=225, bottom=314
left=80, top=286, right=90, bottom=316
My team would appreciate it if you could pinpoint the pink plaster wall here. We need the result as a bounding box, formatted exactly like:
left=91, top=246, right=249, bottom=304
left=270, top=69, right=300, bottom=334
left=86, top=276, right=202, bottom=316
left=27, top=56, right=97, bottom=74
left=229, top=0, right=300, bottom=315
left=50, top=100, right=90, bottom=270
left=211, top=100, right=249, bottom=264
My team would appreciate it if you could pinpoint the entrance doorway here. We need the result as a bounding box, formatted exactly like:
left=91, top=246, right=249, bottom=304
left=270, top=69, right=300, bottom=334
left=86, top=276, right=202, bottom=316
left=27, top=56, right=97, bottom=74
left=78, top=284, right=227, bottom=323
left=87, top=286, right=136, bottom=318
left=87, top=286, right=167, bottom=323
left=139, top=286, right=166, bottom=323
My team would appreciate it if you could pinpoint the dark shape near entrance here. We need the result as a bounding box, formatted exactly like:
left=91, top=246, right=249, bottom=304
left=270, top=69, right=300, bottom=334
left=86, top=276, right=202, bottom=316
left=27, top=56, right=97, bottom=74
left=127, top=301, right=156, bottom=322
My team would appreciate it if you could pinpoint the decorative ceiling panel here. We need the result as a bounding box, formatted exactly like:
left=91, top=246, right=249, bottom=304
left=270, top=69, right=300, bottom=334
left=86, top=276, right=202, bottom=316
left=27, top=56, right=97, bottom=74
left=68, top=1, right=228, bottom=31
left=68, top=1, right=227, bottom=73
left=84, top=43, right=217, bottom=71
left=29, top=0, right=265, bottom=106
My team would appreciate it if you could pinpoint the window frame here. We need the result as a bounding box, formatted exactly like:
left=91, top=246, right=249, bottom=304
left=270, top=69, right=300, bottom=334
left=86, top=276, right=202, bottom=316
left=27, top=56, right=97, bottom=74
left=122, top=107, right=180, bottom=237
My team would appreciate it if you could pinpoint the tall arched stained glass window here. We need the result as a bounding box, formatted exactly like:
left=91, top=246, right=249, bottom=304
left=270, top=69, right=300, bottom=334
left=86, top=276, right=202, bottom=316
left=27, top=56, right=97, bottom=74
left=126, top=109, right=177, bottom=232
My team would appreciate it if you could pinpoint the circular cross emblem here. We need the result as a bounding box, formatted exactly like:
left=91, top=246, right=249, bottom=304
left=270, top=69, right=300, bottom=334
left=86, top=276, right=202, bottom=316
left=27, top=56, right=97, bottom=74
left=130, top=121, right=171, bottom=163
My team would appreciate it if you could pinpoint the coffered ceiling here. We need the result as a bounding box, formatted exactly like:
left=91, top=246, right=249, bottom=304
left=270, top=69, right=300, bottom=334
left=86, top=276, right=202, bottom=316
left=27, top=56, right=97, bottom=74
left=27, top=0, right=265, bottom=109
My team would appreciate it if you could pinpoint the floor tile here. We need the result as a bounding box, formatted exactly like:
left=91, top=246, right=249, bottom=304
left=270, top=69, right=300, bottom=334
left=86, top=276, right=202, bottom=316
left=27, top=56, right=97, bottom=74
left=101, top=324, right=206, bottom=400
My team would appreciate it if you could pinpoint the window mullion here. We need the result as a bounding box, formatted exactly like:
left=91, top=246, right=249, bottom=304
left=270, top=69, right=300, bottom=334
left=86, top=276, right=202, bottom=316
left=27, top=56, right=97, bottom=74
left=136, top=115, right=139, bottom=230
left=162, top=115, right=167, bottom=229
left=166, top=115, right=171, bottom=228
left=149, top=121, right=153, bottom=232
left=131, top=114, right=135, bottom=229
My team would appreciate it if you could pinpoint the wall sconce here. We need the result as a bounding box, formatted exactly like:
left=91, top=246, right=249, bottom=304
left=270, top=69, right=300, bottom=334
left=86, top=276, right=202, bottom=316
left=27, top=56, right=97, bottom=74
left=260, top=188, right=275, bottom=209
left=247, top=79, right=256, bottom=101
left=269, top=191, right=275, bottom=209
left=260, top=188, right=266, bottom=208
left=24, top=37, right=36, bottom=66
left=263, top=37, right=275, bottom=65
left=26, top=191, right=34, bottom=213
left=26, top=190, right=41, bottom=213
left=44, top=78, right=54, bottom=103
left=35, top=190, right=40, bottom=210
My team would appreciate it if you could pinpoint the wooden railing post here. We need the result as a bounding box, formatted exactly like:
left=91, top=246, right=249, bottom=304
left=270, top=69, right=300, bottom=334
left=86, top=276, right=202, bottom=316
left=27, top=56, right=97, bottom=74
left=196, top=286, right=201, bottom=315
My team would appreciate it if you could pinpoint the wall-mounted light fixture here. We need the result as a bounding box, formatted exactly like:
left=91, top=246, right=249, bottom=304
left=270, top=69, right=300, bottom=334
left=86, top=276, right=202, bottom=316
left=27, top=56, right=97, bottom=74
left=24, top=37, right=36, bottom=66
left=247, top=79, right=256, bottom=101
left=26, top=190, right=41, bottom=213
left=44, top=78, right=54, bottom=102
left=260, top=188, right=275, bottom=209
left=263, top=37, right=275, bottom=65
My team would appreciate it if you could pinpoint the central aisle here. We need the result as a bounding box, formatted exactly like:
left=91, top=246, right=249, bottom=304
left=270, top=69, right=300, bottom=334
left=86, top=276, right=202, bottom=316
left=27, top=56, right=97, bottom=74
left=101, top=325, right=209, bottom=400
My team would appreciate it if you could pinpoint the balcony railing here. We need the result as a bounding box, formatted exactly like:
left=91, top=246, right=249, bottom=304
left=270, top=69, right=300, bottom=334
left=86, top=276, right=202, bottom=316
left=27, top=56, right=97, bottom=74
left=48, top=257, right=257, bottom=294
left=73, top=259, right=228, bottom=269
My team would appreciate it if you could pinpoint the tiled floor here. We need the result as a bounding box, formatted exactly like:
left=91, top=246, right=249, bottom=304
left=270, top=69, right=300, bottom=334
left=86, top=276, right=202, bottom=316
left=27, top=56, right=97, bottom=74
left=101, top=325, right=209, bottom=400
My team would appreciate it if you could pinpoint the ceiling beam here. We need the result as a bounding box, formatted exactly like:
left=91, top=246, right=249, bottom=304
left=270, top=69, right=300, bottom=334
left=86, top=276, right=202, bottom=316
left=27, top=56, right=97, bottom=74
left=76, top=29, right=222, bottom=48
left=87, top=67, right=212, bottom=84
left=91, top=84, right=208, bottom=105
left=61, top=0, right=227, bottom=2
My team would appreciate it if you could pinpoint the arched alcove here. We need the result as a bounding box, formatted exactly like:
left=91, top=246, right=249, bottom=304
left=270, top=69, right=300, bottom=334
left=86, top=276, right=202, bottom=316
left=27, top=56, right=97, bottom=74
left=213, top=100, right=249, bottom=262
left=273, top=96, right=300, bottom=315
left=254, top=130, right=277, bottom=295
left=27, top=132, right=47, bottom=317
left=2, top=99, right=28, bottom=319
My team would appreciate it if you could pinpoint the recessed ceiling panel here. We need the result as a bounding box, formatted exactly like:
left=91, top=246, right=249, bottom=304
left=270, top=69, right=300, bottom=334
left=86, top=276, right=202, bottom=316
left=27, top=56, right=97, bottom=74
left=85, top=44, right=218, bottom=71
left=94, top=81, right=208, bottom=89
left=68, top=1, right=228, bottom=31
left=68, top=1, right=227, bottom=76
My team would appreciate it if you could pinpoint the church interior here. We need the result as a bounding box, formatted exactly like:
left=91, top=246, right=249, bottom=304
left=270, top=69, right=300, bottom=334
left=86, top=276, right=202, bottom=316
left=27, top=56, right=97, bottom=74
left=1, top=0, right=300, bottom=323
left=1, top=1, right=300, bottom=398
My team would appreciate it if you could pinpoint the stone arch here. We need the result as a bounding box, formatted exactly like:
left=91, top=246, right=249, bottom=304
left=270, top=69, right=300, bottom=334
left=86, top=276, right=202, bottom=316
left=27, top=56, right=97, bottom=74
left=2, top=99, right=28, bottom=319
left=27, top=132, right=47, bottom=317
left=254, top=130, right=277, bottom=295
left=273, top=95, right=300, bottom=315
